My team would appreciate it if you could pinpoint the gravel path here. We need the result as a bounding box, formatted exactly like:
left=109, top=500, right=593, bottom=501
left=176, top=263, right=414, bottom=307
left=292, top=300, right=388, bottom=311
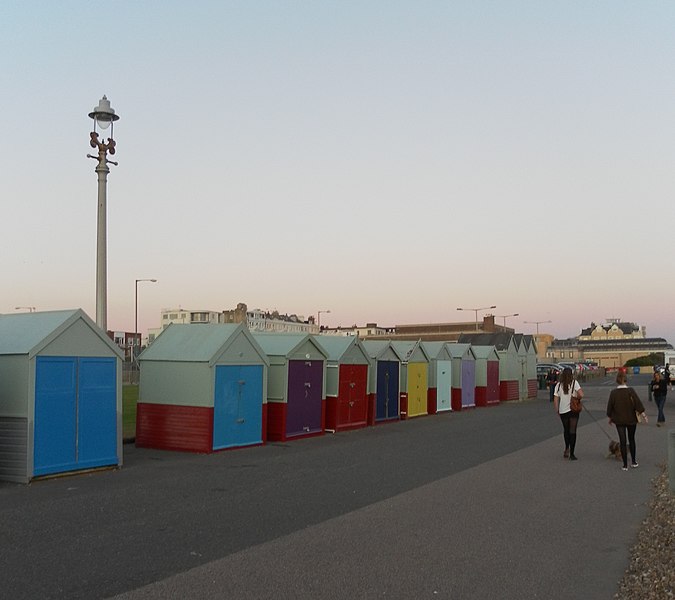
left=615, top=465, right=675, bottom=599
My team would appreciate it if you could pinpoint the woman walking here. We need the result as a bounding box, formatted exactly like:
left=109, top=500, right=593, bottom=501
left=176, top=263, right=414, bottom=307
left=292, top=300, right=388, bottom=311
left=607, top=371, right=648, bottom=471
left=553, top=367, right=583, bottom=460
left=650, top=370, right=667, bottom=426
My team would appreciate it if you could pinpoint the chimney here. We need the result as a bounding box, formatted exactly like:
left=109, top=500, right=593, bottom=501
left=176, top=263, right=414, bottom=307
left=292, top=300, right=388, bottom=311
left=483, top=314, right=496, bottom=332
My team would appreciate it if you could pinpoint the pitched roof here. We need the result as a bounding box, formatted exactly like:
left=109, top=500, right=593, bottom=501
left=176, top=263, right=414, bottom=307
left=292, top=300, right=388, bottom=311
left=0, top=309, right=123, bottom=358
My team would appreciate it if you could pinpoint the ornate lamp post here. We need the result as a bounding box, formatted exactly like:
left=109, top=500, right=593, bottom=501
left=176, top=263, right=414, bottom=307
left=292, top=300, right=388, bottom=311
left=87, top=95, right=120, bottom=331
left=457, top=305, right=496, bottom=331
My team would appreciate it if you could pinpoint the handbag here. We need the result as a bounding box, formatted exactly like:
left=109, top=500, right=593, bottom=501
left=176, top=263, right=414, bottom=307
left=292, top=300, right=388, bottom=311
left=569, top=381, right=582, bottom=413
left=630, top=388, right=646, bottom=424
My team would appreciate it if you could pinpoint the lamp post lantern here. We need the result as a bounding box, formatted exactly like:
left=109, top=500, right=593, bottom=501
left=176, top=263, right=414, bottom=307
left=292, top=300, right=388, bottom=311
left=87, top=95, right=120, bottom=331
left=457, top=305, right=497, bottom=331
left=135, top=279, right=157, bottom=362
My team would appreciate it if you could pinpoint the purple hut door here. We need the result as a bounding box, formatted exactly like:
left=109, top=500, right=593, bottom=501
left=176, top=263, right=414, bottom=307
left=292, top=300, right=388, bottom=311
left=461, top=360, right=475, bottom=407
left=286, top=360, right=323, bottom=437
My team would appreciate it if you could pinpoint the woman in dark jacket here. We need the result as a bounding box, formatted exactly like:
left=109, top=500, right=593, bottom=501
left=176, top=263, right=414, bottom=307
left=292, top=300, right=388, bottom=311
left=607, top=371, right=648, bottom=471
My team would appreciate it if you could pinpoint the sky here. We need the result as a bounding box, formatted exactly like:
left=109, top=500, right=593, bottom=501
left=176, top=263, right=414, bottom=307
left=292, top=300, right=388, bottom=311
left=2, top=1, right=675, bottom=343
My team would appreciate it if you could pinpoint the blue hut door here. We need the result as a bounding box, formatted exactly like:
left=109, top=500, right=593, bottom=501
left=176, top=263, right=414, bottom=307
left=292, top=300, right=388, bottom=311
left=34, top=356, right=117, bottom=477
left=376, top=361, right=399, bottom=421
left=436, top=360, right=452, bottom=411
left=213, top=365, right=263, bottom=449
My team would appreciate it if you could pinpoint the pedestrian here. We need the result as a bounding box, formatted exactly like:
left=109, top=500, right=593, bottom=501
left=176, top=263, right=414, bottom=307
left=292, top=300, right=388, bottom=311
left=650, top=370, right=667, bottom=426
left=553, top=367, right=583, bottom=460
left=607, top=371, right=648, bottom=471
left=546, top=368, right=558, bottom=403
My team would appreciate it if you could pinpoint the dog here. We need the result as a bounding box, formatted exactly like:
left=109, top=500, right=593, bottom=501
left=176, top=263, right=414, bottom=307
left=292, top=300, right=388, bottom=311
left=607, top=440, right=622, bottom=460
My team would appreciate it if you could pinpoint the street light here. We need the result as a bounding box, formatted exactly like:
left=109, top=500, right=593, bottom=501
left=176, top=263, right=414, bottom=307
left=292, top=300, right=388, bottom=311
left=457, top=305, right=497, bottom=331
left=87, top=95, right=120, bottom=331
left=496, top=313, right=519, bottom=327
left=523, top=320, right=552, bottom=335
left=135, top=279, right=157, bottom=360
left=15, top=306, right=36, bottom=312
left=317, top=309, right=331, bottom=329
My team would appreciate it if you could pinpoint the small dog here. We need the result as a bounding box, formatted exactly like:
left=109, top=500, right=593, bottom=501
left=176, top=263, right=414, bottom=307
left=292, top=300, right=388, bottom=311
left=607, top=440, right=622, bottom=460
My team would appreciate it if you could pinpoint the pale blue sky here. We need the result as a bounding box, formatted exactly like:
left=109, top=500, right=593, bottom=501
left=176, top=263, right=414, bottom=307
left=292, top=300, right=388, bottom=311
left=2, top=1, right=674, bottom=342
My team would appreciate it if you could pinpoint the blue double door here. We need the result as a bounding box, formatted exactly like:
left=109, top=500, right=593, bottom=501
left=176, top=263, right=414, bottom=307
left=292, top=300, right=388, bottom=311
left=34, top=356, right=118, bottom=477
left=213, top=365, right=264, bottom=450
left=376, top=361, right=400, bottom=421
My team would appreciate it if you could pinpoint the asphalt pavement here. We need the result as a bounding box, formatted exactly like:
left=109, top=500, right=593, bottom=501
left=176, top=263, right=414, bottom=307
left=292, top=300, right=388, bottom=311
left=0, top=374, right=669, bottom=599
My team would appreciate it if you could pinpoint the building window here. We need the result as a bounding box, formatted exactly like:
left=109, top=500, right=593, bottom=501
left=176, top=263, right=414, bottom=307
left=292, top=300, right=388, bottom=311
left=569, top=352, right=574, bottom=358
left=560, top=352, right=565, bottom=359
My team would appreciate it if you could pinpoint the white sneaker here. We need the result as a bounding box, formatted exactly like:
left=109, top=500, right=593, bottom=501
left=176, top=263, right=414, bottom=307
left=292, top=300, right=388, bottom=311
left=621, top=466, right=628, bottom=471
left=631, top=463, right=639, bottom=468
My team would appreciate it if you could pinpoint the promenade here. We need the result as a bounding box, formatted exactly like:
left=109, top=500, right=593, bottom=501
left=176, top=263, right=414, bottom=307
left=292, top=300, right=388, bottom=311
left=1, top=375, right=668, bottom=599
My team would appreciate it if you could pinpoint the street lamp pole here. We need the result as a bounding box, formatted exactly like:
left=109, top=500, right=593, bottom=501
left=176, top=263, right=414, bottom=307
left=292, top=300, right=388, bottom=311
left=497, top=313, right=519, bottom=327
left=457, top=305, right=496, bottom=331
left=317, top=309, right=331, bottom=329
left=135, top=279, right=158, bottom=356
left=523, top=320, right=552, bottom=335
left=87, top=96, right=120, bottom=331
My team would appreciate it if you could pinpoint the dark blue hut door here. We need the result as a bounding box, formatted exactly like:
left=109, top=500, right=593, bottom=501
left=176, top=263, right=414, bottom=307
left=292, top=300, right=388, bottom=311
left=213, top=365, right=263, bottom=450
left=34, top=356, right=117, bottom=477
left=376, top=361, right=399, bottom=421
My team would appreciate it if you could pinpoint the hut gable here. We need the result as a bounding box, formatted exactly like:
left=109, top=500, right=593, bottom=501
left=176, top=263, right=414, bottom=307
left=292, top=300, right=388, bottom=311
left=314, top=336, right=369, bottom=365
left=0, top=309, right=123, bottom=359
left=139, top=323, right=268, bottom=366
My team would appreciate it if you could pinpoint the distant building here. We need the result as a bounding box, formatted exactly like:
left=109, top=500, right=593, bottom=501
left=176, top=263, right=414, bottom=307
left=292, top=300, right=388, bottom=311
left=148, top=302, right=318, bottom=343
left=546, top=319, right=671, bottom=368
left=107, top=330, right=140, bottom=362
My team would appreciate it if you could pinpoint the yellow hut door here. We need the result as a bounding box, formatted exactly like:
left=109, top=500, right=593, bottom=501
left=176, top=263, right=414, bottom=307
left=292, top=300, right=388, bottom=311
left=407, top=363, right=428, bottom=417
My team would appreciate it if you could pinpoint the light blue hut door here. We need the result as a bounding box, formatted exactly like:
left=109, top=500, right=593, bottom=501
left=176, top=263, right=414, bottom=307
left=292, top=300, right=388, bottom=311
left=213, top=365, right=263, bottom=450
left=436, top=360, right=452, bottom=411
left=34, top=356, right=117, bottom=477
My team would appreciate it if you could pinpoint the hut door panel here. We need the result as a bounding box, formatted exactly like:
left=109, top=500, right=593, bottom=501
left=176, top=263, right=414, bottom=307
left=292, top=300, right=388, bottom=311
left=77, top=358, right=117, bottom=469
left=34, top=357, right=78, bottom=476
left=487, top=361, right=500, bottom=402
left=407, top=363, right=427, bottom=417
left=462, top=360, right=475, bottom=407
left=376, top=361, right=399, bottom=420
left=287, top=360, right=323, bottom=437
left=338, top=364, right=368, bottom=426
left=436, top=360, right=452, bottom=411
left=213, top=365, right=263, bottom=449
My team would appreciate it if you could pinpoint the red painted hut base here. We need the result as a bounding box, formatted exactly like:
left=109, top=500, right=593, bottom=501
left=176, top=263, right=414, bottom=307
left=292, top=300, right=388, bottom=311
left=136, top=403, right=213, bottom=453
left=500, top=380, right=519, bottom=401
left=451, top=388, right=462, bottom=412
left=427, top=388, right=438, bottom=415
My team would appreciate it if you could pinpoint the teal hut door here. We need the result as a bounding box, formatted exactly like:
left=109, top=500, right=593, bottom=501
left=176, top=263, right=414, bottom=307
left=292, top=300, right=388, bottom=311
left=213, top=365, right=263, bottom=450
left=34, top=356, right=117, bottom=477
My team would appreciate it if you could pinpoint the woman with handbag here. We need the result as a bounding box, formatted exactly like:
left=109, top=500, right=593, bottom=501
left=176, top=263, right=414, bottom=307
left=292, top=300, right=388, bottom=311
left=553, top=367, right=583, bottom=460
left=607, top=371, right=648, bottom=471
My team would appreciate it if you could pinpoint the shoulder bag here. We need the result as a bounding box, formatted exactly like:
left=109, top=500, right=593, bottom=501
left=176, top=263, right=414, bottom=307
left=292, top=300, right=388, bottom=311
left=570, top=380, right=582, bottom=413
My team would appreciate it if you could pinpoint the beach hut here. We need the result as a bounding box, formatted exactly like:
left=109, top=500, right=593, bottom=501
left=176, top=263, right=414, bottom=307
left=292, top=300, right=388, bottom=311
left=421, top=341, right=452, bottom=414
left=391, top=341, right=429, bottom=419
left=362, top=340, right=401, bottom=425
left=136, top=323, right=269, bottom=453
left=447, top=343, right=476, bottom=411
left=253, top=333, right=328, bottom=442
left=314, top=336, right=370, bottom=433
left=0, top=309, right=123, bottom=483
left=471, top=345, right=500, bottom=407
left=459, top=333, right=520, bottom=402
left=523, top=335, right=538, bottom=399
left=513, top=335, right=529, bottom=401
